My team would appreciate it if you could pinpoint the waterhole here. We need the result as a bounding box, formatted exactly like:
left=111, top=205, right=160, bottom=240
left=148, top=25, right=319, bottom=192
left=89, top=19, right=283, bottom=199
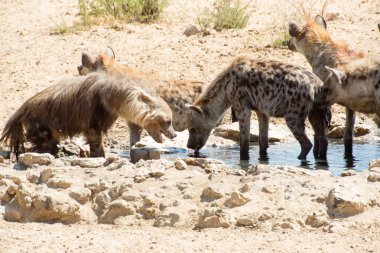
left=118, top=139, right=380, bottom=176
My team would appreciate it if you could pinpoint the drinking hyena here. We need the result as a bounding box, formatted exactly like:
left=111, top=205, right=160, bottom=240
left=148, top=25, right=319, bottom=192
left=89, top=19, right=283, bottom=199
left=187, top=57, right=329, bottom=160
left=288, top=15, right=366, bottom=154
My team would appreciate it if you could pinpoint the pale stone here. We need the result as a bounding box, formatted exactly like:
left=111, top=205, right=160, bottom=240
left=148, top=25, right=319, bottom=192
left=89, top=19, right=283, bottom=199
left=195, top=208, right=231, bottom=229
left=305, top=213, right=329, bottom=228
left=70, top=158, right=106, bottom=168
left=239, top=183, right=251, bottom=193
left=236, top=217, right=255, bottom=227
left=369, top=159, right=380, bottom=169
left=130, top=148, right=160, bottom=163
left=174, top=159, right=188, bottom=170
left=258, top=212, right=274, bottom=221
left=46, top=177, right=73, bottom=189
left=368, top=173, right=380, bottom=182
left=99, top=199, right=135, bottom=224
left=69, top=187, right=91, bottom=204
left=262, top=186, right=277, bottom=194
left=154, top=212, right=180, bottom=227
left=224, top=192, right=250, bottom=208
left=18, top=153, right=55, bottom=167
left=27, top=170, right=40, bottom=184
left=4, top=183, right=80, bottom=223
left=183, top=25, right=199, bottom=37
left=85, top=179, right=110, bottom=194
left=40, top=168, right=54, bottom=183
left=200, top=185, right=224, bottom=202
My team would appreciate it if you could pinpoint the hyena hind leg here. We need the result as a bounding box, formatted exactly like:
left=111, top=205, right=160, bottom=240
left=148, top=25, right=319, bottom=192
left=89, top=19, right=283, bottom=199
left=84, top=129, right=105, bottom=157
left=285, top=116, right=312, bottom=160
left=343, top=108, right=355, bottom=156
left=308, top=106, right=328, bottom=160
left=256, top=111, right=269, bottom=157
left=234, top=107, right=251, bottom=160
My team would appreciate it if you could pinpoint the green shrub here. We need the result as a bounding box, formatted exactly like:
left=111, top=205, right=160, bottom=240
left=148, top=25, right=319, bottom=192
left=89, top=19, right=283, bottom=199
left=197, top=0, right=253, bottom=32
left=78, top=0, right=167, bottom=26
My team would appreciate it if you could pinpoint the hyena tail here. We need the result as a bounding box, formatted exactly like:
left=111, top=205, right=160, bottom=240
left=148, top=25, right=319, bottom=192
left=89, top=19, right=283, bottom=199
left=0, top=108, right=27, bottom=159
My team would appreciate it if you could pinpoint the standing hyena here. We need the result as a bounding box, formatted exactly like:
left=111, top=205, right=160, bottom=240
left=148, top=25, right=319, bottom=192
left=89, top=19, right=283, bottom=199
left=0, top=72, right=176, bottom=159
left=187, top=57, right=329, bottom=160
left=288, top=15, right=366, bottom=154
left=316, top=60, right=380, bottom=124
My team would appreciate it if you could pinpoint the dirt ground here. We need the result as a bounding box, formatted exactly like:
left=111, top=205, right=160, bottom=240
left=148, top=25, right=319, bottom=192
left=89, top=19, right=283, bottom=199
left=1, top=0, right=380, bottom=252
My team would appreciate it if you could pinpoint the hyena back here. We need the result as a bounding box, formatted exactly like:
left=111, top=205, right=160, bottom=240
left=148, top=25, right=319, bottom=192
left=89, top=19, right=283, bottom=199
left=187, top=57, right=329, bottom=160
left=288, top=15, right=371, bottom=154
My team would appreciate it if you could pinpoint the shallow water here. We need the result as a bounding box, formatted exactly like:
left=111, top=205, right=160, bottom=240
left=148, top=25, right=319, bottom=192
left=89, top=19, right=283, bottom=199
left=118, top=140, right=380, bottom=176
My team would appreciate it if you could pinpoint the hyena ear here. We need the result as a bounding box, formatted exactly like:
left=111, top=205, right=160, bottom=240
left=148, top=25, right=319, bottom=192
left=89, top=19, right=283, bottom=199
left=289, top=20, right=302, bottom=37
left=138, top=91, right=156, bottom=105
left=325, top=66, right=345, bottom=84
left=81, top=52, right=95, bottom=67
left=314, top=15, right=327, bottom=29
left=104, top=47, right=115, bottom=59
left=189, top=105, right=205, bottom=118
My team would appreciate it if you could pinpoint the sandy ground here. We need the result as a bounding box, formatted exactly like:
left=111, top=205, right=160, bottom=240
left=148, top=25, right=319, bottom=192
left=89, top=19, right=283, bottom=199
left=1, top=0, right=380, bottom=252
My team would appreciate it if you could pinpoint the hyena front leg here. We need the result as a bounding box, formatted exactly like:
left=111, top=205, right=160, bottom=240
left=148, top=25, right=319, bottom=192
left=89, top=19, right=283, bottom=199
left=84, top=129, right=105, bottom=157
left=256, top=111, right=269, bottom=156
left=285, top=116, right=312, bottom=160
left=128, top=122, right=143, bottom=147
left=343, top=108, right=355, bottom=156
left=233, top=105, right=251, bottom=160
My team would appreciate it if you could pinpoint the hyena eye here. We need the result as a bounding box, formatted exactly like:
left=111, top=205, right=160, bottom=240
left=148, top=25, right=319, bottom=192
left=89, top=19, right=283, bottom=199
left=190, top=128, right=197, bottom=134
left=323, top=87, right=332, bottom=95
left=165, top=120, right=171, bottom=126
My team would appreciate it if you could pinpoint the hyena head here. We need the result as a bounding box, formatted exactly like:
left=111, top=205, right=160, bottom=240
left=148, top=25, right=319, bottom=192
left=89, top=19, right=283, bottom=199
left=141, top=93, right=176, bottom=143
left=288, top=15, right=327, bottom=54
left=186, top=105, right=213, bottom=152
left=315, top=66, right=345, bottom=107
left=77, top=47, right=115, bottom=75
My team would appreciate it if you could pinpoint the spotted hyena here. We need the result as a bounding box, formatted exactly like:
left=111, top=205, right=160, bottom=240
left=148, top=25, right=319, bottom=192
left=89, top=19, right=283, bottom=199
left=316, top=60, right=380, bottom=122
left=288, top=15, right=366, bottom=154
left=187, top=57, right=329, bottom=160
left=77, top=48, right=229, bottom=146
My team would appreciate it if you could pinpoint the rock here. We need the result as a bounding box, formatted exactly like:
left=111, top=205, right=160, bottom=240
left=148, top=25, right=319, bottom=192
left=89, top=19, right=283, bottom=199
left=262, top=186, right=276, bottom=194
left=46, top=177, right=73, bottom=189
left=327, top=124, right=370, bottom=138
left=239, top=183, right=251, bottom=193
left=133, top=160, right=166, bottom=182
left=369, top=159, right=380, bottom=169
left=70, top=158, right=106, bottom=168
left=200, top=185, right=225, bottom=202
left=258, top=212, right=274, bottom=221
left=27, top=170, right=41, bottom=184
left=0, top=156, right=4, bottom=163
left=367, top=173, right=380, bottom=182
left=195, top=208, right=232, bottom=229
left=99, top=199, right=135, bottom=224
left=130, top=148, right=160, bottom=163
left=69, top=187, right=92, bottom=204
left=154, top=212, right=180, bottom=227
left=104, top=154, right=120, bottom=166
left=340, top=170, right=357, bottom=177
left=224, top=192, right=250, bottom=208
left=236, top=216, right=255, bottom=227
left=183, top=25, right=199, bottom=37
left=174, top=159, right=188, bottom=170
left=40, top=168, right=54, bottom=183
left=305, top=213, right=329, bottom=228
left=85, top=179, right=110, bottom=194
left=326, top=185, right=370, bottom=217
left=18, top=153, right=55, bottom=167
left=93, top=191, right=112, bottom=216
left=4, top=183, right=80, bottom=223
left=106, top=159, right=130, bottom=171
left=213, top=122, right=289, bottom=143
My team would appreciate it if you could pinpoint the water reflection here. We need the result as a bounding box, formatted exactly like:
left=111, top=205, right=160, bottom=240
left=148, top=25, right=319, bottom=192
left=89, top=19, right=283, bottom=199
left=116, top=139, right=380, bottom=176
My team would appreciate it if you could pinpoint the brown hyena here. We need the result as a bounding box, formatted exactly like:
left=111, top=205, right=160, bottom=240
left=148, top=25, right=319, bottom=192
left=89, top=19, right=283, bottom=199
left=316, top=60, right=380, bottom=121
left=288, top=15, right=365, bottom=155
left=187, top=57, right=329, bottom=160
left=77, top=48, right=230, bottom=141
left=0, top=72, right=176, bottom=159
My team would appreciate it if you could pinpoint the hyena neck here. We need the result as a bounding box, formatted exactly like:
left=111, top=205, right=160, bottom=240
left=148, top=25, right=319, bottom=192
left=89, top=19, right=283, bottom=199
left=306, top=47, right=340, bottom=80
left=195, top=77, right=231, bottom=126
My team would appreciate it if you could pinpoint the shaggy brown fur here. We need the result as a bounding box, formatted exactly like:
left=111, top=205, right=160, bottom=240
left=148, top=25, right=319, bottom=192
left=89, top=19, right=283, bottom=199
left=77, top=48, right=231, bottom=132
left=0, top=72, right=176, bottom=159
